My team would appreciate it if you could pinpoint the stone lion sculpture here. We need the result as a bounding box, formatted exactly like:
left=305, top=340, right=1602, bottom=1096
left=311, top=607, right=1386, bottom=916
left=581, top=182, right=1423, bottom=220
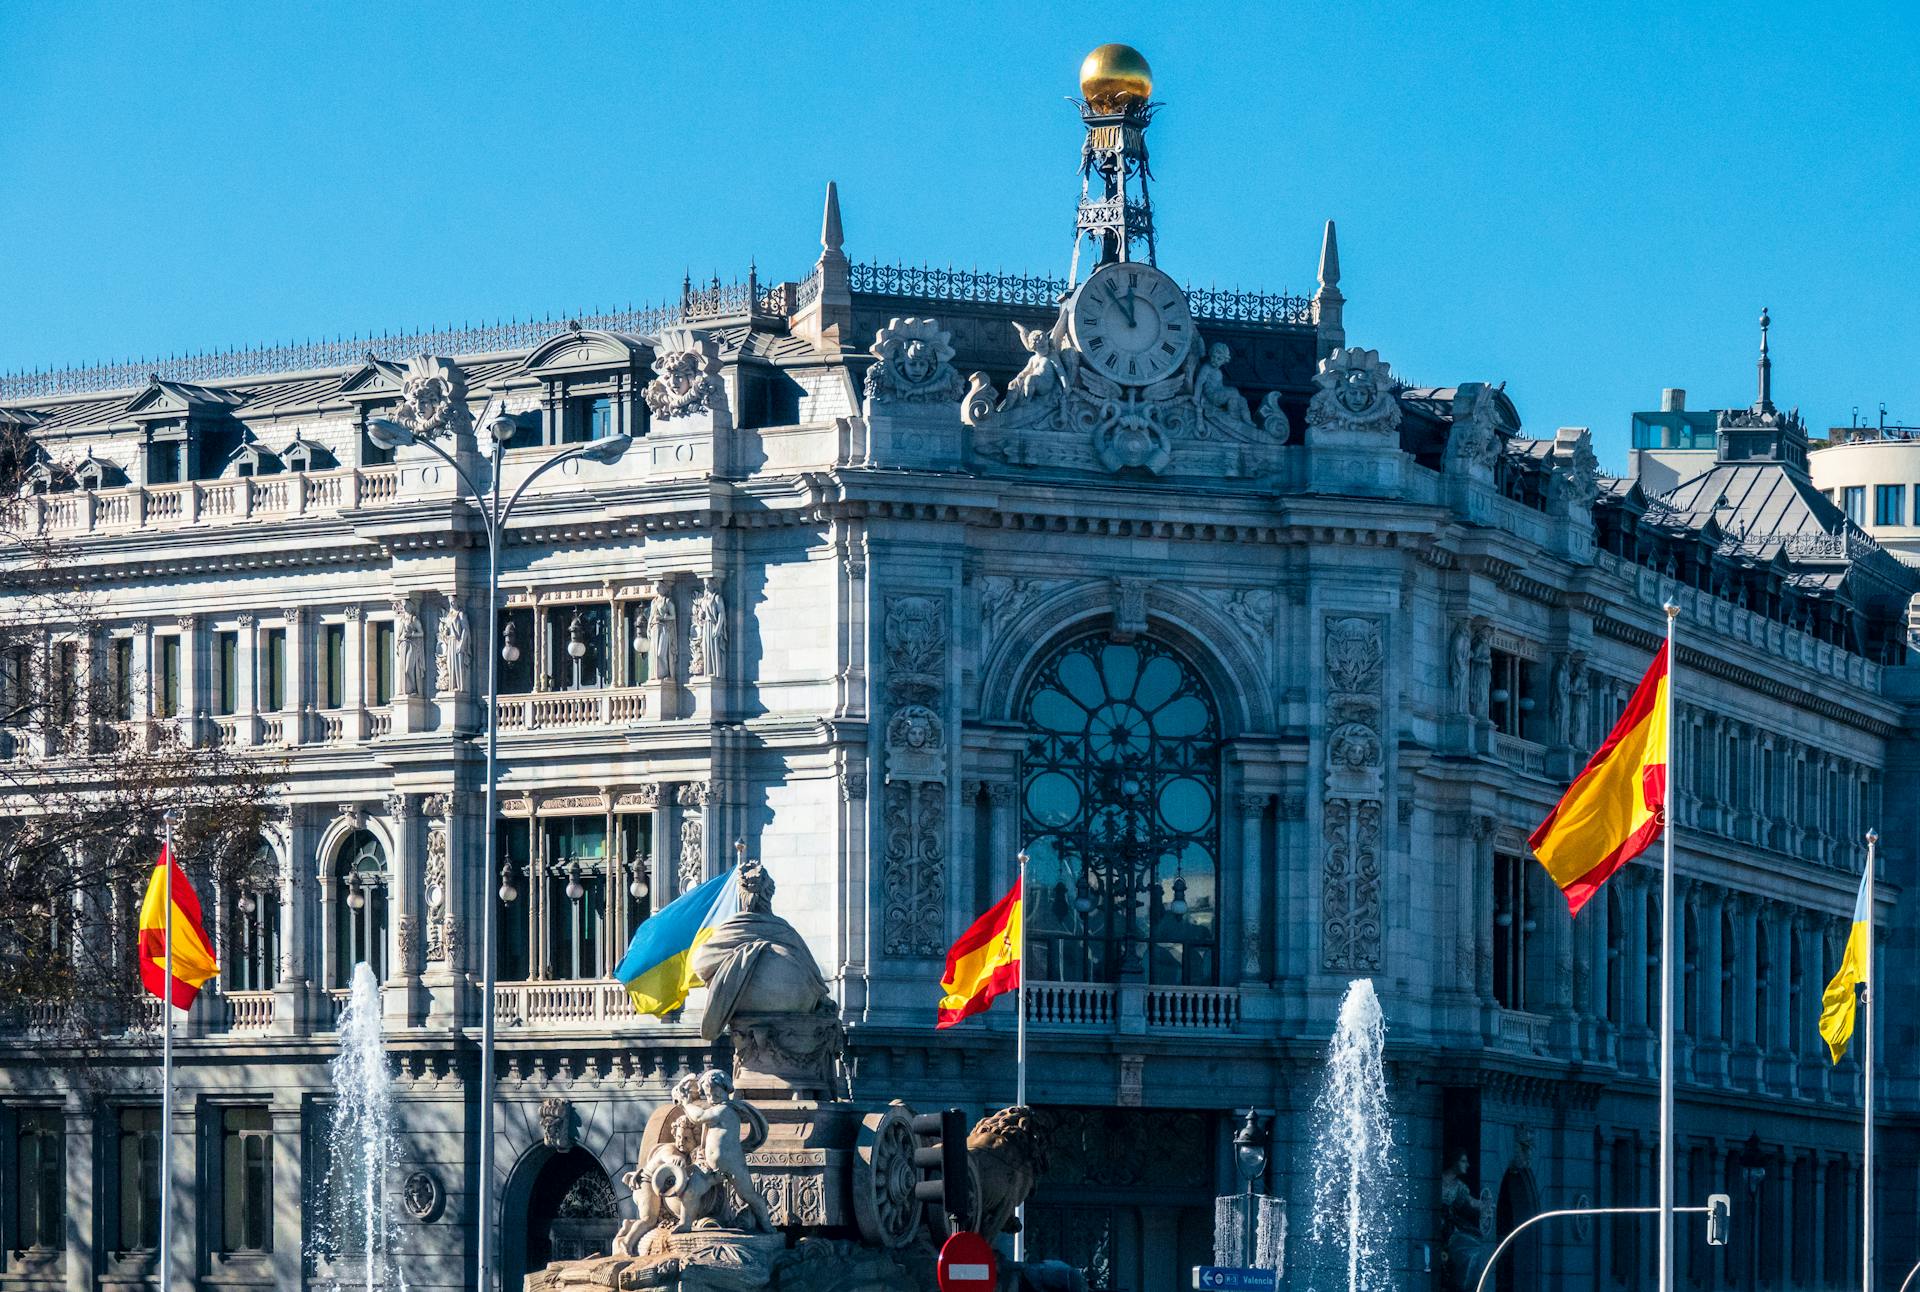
left=967, top=1104, right=1052, bottom=1242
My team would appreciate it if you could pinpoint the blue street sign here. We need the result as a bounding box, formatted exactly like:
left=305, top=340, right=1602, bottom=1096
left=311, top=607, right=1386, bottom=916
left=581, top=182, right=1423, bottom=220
left=1192, top=1268, right=1278, bottom=1292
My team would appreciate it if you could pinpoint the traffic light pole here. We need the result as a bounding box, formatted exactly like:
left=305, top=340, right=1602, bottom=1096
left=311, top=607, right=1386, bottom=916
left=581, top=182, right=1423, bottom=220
left=1471, top=1202, right=1724, bottom=1292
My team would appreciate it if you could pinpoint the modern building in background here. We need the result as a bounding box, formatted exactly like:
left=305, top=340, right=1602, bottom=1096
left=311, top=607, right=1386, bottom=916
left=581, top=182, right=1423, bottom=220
left=2, top=48, right=1917, bottom=1292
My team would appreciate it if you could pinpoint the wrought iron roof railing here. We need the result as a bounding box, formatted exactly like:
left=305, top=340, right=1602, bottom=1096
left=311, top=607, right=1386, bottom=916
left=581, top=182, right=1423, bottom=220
left=848, top=260, right=1313, bottom=326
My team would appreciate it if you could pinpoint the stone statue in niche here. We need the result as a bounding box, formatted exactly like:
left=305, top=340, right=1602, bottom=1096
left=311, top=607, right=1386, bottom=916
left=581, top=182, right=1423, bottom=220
left=690, top=578, right=727, bottom=678
left=648, top=592, right=678, bottom=682
left=1438, top=1150, right=1491, bottom=1292
left=392, top=597, right=426, bottom=698
left=863, top=317, right=963, bottom=404
left=1469, top=625, right=1492, bottom=721
left=1449, top=621, right=1472, bottom=716
left=435, top=602, right=470, bottom=695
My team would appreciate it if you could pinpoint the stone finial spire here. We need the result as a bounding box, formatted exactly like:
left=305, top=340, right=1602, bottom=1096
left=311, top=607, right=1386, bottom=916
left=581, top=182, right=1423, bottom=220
left=1318, top=219, right=1341, bottom=292
left=1755, top=306, right=1774, bottom=415
left=821, top=180, right=845, bottom=260
left=1313, top=219, right=1345, bottom=362
left=795, top=180, right=853, bottom=349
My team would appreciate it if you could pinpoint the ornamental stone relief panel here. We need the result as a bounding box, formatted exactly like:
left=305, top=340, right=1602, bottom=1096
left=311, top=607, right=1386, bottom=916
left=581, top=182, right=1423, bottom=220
left=1322, top=614, right=1385, bottom=972
left=881, top=593, right=948, bottom=958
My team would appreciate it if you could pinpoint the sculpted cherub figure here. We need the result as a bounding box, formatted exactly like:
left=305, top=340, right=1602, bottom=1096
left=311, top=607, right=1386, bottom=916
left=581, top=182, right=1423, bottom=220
left=680, top=1069, right=774, bottom=1232
left=1003, top=322, right=1069, bottom=410
left=1192, top=341, right=1252, bottom=425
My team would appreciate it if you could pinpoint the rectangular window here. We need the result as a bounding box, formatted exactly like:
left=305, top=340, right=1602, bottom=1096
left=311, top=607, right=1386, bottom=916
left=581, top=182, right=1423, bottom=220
left=111, top=637, right=136, bottom=720
left=496, top=819, right=531, bottom=981
left=1843, top=485, right=1866, bottom=525
left=323, top=624, right=346, bottom=710
left=544, top=817, right=608, bottom=979
left=1875, top=483, right=1904, bottom=526
left=219, top=1107, right=273, bottom=1254
left=14, top=1108, right=66, bottom=1251
left=359, top=427, right=395, bottom=467
left=262, top=628, right=286, bottom=712
left=52, top=642, right=77, bottom=725
left=620, top=813, right=654, bottom=940
left=147, top=442, right=181, bottom=486
left=550, top=605, right=611, bottom=691
left=564, top=395, right=610, bottom=444
left=1492, top=852, right=1530, bottom=1010
left=1488, top=650, right=1538, bottom=738
left=497, top=608, right=535, bottom=695
left=1913, top=484, right=1920, bottom=524
left=371, top=622, right=394, bottom=705
left=116, top=1106, right=162, bottom=1252
left=157, top=637, right=181, bottom=719
left=215, top=631, right=238, bottom=716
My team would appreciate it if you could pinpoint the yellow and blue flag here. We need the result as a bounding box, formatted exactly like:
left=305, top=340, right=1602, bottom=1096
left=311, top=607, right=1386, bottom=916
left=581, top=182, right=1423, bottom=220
left=614, top=866, right=738, bottom=1016
left=1818, top=867, right=1874, bottom=1064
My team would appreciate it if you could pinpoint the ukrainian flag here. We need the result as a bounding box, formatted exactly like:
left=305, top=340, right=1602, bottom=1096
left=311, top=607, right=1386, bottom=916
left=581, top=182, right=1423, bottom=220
left=1819, top=867, right=1874, bottom=1063
left=614, top=866, right=739, bottom=1016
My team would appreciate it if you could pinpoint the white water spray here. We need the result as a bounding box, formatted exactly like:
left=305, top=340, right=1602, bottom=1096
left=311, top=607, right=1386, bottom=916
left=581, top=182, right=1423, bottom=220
left=317, top=963, right=403, bottom=1292
left=1307, top=978, right=1396, bottom=1292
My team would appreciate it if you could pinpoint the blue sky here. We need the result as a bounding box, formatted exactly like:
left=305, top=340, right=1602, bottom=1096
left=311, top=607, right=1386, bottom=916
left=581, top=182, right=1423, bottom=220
left=3, top=1, right=1916, bottom=470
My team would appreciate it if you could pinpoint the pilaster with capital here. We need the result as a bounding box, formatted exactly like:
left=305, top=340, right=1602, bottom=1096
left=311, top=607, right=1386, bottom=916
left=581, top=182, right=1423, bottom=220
left=384, top=792, right=422, bottom=1025
left=176, top=614, right=202, bottom=746
left=235, top=611, right=259, bottom=744
left=1235, top=788, right=1270, bottom=980
left=1695, top=885, right=1727, bottom=1084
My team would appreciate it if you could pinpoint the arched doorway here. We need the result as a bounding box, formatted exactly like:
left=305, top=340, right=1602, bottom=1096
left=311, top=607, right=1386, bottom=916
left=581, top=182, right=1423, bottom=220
left=1494, top=1149, right=1541, bottom=1292
left=502, top=1147, right=620, bottom=1290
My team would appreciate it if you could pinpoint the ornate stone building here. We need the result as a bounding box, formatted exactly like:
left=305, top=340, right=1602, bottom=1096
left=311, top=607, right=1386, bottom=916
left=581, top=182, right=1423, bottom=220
left=1, top=48, right=1916, bottom=1292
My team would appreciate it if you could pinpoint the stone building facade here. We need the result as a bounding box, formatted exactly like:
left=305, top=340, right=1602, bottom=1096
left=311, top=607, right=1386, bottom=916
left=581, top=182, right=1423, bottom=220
left=1, top=74, right=1917, bottom=1292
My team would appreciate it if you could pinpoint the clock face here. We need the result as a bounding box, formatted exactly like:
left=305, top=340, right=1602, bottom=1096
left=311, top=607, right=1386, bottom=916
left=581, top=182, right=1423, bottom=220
left=1069, top=263, right=1195, bottom=386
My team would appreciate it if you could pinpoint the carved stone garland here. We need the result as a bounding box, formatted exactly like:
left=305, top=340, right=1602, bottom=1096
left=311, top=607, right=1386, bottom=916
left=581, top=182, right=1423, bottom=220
left=677, top=781, right=712, bottom=893
left=881, top=593, right=948, bottom=958
left=422, top=794, right=453, bottom=967
left=1322, top=615, right=1386, bottom=972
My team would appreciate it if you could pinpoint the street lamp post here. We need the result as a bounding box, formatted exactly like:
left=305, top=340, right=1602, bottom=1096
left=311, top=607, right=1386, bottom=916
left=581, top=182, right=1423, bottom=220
left=1231, top=1108, right=1270, bottom=1268
left=366, top=403, right=630, bottom=1292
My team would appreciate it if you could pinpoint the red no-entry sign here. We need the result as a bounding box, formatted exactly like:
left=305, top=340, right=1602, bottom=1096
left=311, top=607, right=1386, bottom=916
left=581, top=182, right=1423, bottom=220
left=937, top=1230, right=999, bottom=1292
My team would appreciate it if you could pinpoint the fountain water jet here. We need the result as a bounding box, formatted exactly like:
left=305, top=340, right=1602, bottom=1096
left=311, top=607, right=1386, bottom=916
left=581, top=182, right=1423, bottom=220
left=316, top=963, right=403, bottom=1292
left=1306, top=978, right=1396, bottom=1292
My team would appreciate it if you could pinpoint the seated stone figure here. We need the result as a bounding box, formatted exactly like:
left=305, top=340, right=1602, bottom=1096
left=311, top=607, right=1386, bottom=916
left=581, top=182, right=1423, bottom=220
left=690, top=859, right=831, bottom=1042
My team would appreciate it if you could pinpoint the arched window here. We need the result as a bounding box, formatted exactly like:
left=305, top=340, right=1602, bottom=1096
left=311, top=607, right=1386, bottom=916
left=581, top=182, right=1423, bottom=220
left=1018, top=632, right=1221, bottom=986
left=226, top=841, right=280, bottom=992
left=333, top=829, right=388, bottom=986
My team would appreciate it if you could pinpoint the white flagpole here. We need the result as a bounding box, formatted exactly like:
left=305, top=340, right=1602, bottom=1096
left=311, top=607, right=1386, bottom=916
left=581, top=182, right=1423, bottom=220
left=1658, top=603, right=1677, bottom=1292
left=1014, top=848, right=1029, bottom=1262
left=159, top=809, right=179, bottom=1292
left=1864, top=829, right=1877, bottom=1292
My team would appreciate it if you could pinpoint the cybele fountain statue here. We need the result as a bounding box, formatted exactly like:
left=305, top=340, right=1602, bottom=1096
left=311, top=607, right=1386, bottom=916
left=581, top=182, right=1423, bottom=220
left=526, top=857, right=1057, bottom=1292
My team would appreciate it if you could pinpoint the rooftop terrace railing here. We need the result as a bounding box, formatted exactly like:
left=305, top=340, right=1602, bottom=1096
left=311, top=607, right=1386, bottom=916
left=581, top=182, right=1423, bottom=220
left=0, top=259, right=1313, bottom=402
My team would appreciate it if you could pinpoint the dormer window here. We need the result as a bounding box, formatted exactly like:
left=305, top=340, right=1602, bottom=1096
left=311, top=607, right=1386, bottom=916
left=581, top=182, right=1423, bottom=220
left=280, top=436, right=333, bottom=474
left=148, top=442, right=182, bottom=485
left=231, top=443, right=282, bottom=478
left=74, top=458, right=106, bottom=491
left=563, top=395, right=612, bottom=444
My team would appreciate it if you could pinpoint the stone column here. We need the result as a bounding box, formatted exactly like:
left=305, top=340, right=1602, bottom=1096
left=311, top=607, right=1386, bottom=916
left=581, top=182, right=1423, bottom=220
left=236, top=611, right=258, bottom=745
left=343, top=606, right=365, bottom=739
left=269, top=1095, right=305, bottom=1291
left=175, top=613, right=201, bottom=746
left=63, top=1090, right=94, bottom=1292
left=386, top=792, right=421, bottom=1026
left=1471, top=813, right=1496, bottom=1007
left=284, top=608, right=308, bottom=743
left=1697, top=886, right=1727, bottom=1085
left=1236, top=789, right=1269, bottom=982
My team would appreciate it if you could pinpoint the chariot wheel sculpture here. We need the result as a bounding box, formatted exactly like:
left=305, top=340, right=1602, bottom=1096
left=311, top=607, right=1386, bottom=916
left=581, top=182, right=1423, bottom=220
left=852, top=1107, right=922, bottom=1248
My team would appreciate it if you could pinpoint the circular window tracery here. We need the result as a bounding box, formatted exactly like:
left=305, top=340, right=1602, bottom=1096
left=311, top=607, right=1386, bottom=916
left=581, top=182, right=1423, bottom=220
left=1018, top=633, right=1221, bottom=985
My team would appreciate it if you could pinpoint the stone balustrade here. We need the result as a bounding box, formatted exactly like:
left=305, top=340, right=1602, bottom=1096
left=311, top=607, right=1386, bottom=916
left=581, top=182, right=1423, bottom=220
left=22, top=466, right=406, bottom=537
left=1024, top=980, right=1241, bottom=1034
left=223, top=991, right=276, bottom=1031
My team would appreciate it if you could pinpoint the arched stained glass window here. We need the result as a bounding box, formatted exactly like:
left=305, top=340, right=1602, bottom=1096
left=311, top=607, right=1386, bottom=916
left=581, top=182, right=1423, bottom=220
left=1018, top=633, right=1221, bottom=985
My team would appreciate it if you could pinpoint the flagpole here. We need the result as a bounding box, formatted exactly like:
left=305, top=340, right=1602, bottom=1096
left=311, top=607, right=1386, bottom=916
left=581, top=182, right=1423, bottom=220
left=1014, top=848, right=1029, bottom=1263
left=159, top=808, right=180, bottom=1292
left=1658, top=602, right=1677, bottom=1292
left=1864, top=828, right=1877, bottom=1292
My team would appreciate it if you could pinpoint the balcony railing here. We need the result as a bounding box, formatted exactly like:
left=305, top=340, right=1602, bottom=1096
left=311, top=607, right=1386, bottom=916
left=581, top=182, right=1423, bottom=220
left=223, top=991, right=276, bottom=1031
left=495, top=688, right=648, bottom=732
left=493, top=979, right=645, bottom=1028
left=21, top=467, right=405, bottom=538
left=1025, top=980, right=1242, bottom=1034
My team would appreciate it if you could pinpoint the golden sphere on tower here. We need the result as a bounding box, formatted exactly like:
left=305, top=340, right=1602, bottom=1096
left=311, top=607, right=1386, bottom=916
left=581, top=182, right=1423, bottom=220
left=1079, top=43, right=1153, bottom=110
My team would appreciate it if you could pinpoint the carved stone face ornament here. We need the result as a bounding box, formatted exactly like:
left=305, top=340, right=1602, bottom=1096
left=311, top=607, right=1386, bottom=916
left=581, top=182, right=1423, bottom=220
left=391, top=356, right=473, bottom=441
left=864, top=316, right=962, bottom=403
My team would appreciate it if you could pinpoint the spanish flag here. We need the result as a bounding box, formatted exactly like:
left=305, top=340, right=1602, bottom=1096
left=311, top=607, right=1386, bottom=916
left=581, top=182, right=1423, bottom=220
left=937, top=882, right=1022, bottom=1028
left=1528, top=646, right=1669, bottom=915
left=613, top=866, right=738, bottom=1016
left=138, top=843, right=219, bottom=1010
left=1819, top=868, right=1874, bottom=1063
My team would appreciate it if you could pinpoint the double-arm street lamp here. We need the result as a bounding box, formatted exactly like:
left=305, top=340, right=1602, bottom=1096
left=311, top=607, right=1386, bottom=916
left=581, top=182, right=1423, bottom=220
left=366, top=402, right=630, bottom=1292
